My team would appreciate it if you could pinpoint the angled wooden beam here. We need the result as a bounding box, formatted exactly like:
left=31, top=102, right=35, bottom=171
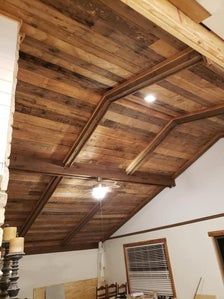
left=121, top=0, right=224, bottom=68
left=19, top=48, right=200, bottom=236
left=203, top=57, right=224, bottom=78
left=19, top=176, right=62, bottom=236
left=126, top=120, right=174, bottom=174
left=168, top=0, right=210, bottom=23
left=103, top=135, right=224, bottom=241
left=10, top=158, right=175, bottom=187
left=62, top=204, right=101, bottom=244
left=126, top=104, right=224, bottom=174
left=174, top=105, right=224, bottom=124
left=63, top=48, right=202, bottom=166
left=104, top=48, right=201, bottom=102
left=174, top=133, right=224, bottom=177
left=102, top=187, right=164, bottom=242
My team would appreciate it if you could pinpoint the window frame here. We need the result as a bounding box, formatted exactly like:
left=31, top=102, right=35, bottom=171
left=208, top=230, right=224, bottom=279
left=123, top=238, right=176, bottom=297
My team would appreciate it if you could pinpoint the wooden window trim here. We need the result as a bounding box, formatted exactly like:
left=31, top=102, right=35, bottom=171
left=208, top=230, right=224, bottom=280
left=123, top=238, right=177, bottom=297
left=208, top=230, right=224, bottom=238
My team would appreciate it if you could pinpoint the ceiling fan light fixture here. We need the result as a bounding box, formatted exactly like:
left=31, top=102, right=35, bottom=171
left=92, top=183, right=109, bottom=201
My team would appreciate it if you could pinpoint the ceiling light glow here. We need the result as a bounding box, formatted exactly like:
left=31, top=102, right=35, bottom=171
left=92, top=183, right=109, bottom=201
left=144, top=94, right=156, bottom=103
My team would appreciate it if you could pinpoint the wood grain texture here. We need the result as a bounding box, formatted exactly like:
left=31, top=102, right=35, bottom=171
left=168, top=0, right=210, bottom=23
left=2, top=0, right=224, bottom=254
left=33, top=278, right=97, bottom=299
left=63, top=47, right=201, bottom=166
left=121, top=0, right=224, bottom=68
left=10, top=157, right=175, bottom=187
left=127, top=105, right=224, bottom=174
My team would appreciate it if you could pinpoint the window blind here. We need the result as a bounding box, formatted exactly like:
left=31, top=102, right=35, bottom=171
left=125, top=242, right=174, bottom=297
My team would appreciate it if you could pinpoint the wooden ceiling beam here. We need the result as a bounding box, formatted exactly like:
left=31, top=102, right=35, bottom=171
left=18, top=48, right=201, bottom=237
left=121, top=0, right=224, bottom=68
left=126, top=104, right=224, bottom=174
left=17, top=48, right=202, bottom=236
left=63, top=48, right=202, bottom=166
left=62, top=204, right=101, bottom=244
left=174, top=133, right=224, bottom=178
left=103, top=134, right=224, bottom=241
left=10, top=158, right=175, bottom=187
left=168, top=0, right=210, bottom=23
left=19, top=176, right=62, bottom=236
left=204, top=57, right=224, bottom=78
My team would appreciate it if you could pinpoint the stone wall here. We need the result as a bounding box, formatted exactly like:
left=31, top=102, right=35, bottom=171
left=0, top=15, right=20, bottom=243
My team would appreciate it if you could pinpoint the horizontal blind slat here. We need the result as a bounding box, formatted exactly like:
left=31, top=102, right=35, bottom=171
left=126, top=242, right=174, bottom=297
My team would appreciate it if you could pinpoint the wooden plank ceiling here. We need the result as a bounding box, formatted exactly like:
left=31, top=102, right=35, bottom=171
left=1, top=0, right=224, bottom=254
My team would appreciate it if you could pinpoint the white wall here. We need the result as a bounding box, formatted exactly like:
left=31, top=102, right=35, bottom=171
left=105, top=139, right=224, bottom=299
left=0, top=15, right=19, bottom=173
left=19, top=249, right=98, bottom=299
left=0, top=14, right=20, bottom=243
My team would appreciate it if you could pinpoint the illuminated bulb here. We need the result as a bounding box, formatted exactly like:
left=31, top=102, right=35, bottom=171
left=92, top=183, right=109, bottom=201
left=144, top=94, right=156, bottom=103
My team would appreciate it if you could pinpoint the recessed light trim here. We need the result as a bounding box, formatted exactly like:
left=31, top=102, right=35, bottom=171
left=144, top=94, right=156, bottom=103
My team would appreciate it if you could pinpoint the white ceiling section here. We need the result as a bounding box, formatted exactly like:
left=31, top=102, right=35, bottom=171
left=197, top=0, right=224, bottom=39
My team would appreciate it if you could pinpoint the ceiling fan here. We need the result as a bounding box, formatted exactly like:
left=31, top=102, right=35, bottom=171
left=91, top=177, right=120, bottom=201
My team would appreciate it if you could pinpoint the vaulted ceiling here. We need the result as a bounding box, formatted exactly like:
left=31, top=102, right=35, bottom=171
left=1, top=0, right=224, bottom=254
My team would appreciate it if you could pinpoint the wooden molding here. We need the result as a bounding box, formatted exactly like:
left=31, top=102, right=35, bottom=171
left=168, top=0, right=210, bottom=23
left=126, top=106, right=224, bottom=174
left=208, top=230, right=224, bottom=238
left=121, top=0, right=224, bottom=68
left=108, top=212, right=224, bottom=241
left=10, top=157, right=175, bottom=187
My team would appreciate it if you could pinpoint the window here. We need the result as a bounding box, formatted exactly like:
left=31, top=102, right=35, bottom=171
left=124, top=238, right=176, bottom=298
left=208, top=230, right=224, bottom=276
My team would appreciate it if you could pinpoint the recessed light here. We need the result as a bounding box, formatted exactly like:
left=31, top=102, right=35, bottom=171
left=144, top=94, right=156, bottom=103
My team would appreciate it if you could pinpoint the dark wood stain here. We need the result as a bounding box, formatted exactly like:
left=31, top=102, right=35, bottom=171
left=2, top=0, right=224, bottom=254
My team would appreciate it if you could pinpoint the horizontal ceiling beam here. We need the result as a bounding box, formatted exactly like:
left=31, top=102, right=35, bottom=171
left=120, top=0, right=224, bottom=68
left=126, top=104, right=224, bottom=174
left=63, top=48, right=202, bottom=166
left=18, top=47, right=196, bottom=238
left=10, top=158, right=175, bottom=187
